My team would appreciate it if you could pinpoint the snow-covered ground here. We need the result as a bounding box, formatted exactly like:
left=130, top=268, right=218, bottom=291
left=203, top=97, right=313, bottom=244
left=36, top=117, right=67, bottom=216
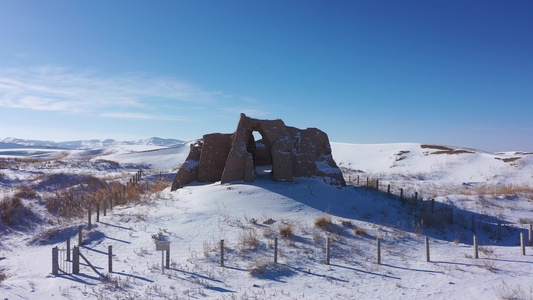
left=1, top=138, right=532, bottom=299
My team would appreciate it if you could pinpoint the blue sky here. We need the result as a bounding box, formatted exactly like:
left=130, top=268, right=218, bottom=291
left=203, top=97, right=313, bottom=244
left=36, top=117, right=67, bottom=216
left=0, top=1, right=532, bottom=151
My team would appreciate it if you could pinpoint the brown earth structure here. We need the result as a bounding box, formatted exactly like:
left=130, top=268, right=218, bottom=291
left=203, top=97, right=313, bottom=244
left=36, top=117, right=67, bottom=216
left=171, top=113, right=346, bottom=190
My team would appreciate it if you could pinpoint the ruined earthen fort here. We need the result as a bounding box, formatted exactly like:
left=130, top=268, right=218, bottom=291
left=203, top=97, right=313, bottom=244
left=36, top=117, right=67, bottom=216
left=171, top=114, right=345, bottom=190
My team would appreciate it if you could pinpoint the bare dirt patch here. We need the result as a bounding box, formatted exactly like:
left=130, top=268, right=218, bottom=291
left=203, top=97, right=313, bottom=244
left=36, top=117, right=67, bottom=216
left=495, top=157, right=521, bottom=163
left=421, top=144, right=474, bottom=155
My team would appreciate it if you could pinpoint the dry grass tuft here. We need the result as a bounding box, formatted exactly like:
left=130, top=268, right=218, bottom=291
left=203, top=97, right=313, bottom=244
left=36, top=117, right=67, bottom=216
left=0, top=269, right=6, bottom=283
left=238, top=229, right=259, bottom=252
left=14, top=185, right=38, bottom=199
left=279, top=225, right=293, bottom=238
left=340, top=220, right=353, bottom=227
left=461, top=183, right=533, bottom=196
left=314, top=215, right=333, bottom=230
left=353, top=227, right=367, bottom=236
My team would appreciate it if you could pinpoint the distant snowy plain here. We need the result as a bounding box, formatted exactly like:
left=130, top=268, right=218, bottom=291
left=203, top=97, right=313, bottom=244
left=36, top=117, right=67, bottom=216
left=0, top=138, right=532, bottom=299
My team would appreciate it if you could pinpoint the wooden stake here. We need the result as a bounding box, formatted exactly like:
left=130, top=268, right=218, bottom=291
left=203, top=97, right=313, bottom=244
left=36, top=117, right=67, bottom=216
left=425, top=236, right=430, bottom=262
left=326, top=236, right=331, bottom=265
left=274, top=237, right=278, bottom=264
left=220, top=240, right=225, bottom=267
left=377, top=238, right=381, bottom=265
left=66, top=237, right=71, bottom=261
left=521, top=232, right=526, bottom=256
left=474, top=235, right=478, bottom=259
left=78, top=225, right=83, bottom=246
left=108, top=245, right=113, bottom=273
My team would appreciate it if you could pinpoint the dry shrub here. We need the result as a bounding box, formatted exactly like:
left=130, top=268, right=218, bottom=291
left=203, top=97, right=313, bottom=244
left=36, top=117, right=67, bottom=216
left=44, top=188, right=81, bottom=218
left=14, top=185, right=38, bottom=199
left=279, top=225, right=293, bottom=238
left=353, top=227, right=367, bottom=236
left=340, top=220, right=353, bottom=227
left=518, top=218, right=533, bottom=225
left=0, top=196, right=35, bottom=226
left=314, top=216, right=332, bottom=230
left=0, top=269, right=6, bottom=282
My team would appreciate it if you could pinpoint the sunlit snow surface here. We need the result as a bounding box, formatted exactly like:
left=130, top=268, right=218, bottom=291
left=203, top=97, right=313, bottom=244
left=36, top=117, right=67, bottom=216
left=1, top=139, right=532, bottom=299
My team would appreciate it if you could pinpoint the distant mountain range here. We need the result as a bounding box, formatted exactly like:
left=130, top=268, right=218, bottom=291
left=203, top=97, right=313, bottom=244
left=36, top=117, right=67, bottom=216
left=0, top=137, right=186, bottom=150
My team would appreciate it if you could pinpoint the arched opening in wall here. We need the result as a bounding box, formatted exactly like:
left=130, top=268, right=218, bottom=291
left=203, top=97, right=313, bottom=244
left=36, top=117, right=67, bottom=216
left=248, top=131, right=273, bottom=177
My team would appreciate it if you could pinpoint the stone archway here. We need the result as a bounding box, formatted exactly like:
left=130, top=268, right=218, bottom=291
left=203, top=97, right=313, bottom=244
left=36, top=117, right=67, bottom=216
left=171, top=113, right=346, bottom=190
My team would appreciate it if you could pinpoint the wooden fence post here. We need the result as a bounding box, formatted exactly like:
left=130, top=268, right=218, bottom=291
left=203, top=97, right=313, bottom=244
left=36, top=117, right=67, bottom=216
left=497, top=221, right=502, bottom=241
left=377, top=238, right=381, bottom=265
left=96, top=203, right=100, bottom=223
left=415, top=192, right=418, bottom=201
left=88, top=209, right=92, bottom=230
left=166, top=246, right=170, bottom=269
left=274, top=237, right=278, bottom=264
left=472, top=215, right=475, bottom=233
left=387, top=184, right=391, bottom=197
left=400, top=188, right=404, bottom=202
left=78, top=225, right=83, bottom=246
left=103, top=200, right=107, bottom=217
left=521, top=232, right=526, bottom=256
left=357, top=175, right=360, bottom=186
left=52, top=247, right=59, bottom=275
left=66, top=237, right=71, bottom=261
left=366, top=177, right=369, bottom=187
left=73, top=246, right=80, bottom=274
left=425, top=236, right=430, bottom=262
left=220, top=240, right=224, bottom=267
left=376, top=179, right=379, bottom=190
left=108, top=245, right=113, bottom=273
left=529, top=224, right=533, bottom=246
left=474, top=235, right=478, bottom=259
left=326, top=236, right=331, bottom=265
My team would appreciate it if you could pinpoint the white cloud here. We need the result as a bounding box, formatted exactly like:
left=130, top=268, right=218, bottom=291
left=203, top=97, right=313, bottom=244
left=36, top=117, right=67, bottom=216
left=0, top=66, right=224, bottom=115
left=0, top=65, right=275, bottom=124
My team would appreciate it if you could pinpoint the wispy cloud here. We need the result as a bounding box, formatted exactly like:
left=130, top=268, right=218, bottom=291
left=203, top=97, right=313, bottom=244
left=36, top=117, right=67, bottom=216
left=0, top=66, right=224, bottom=116
left=0, top=65, right=276, bottom=124
left=99, top=112, right=190, bottom=121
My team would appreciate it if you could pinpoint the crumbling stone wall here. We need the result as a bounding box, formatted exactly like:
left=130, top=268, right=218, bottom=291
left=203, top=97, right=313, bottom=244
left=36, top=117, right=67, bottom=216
left=171, top=113, right=345, bottom=190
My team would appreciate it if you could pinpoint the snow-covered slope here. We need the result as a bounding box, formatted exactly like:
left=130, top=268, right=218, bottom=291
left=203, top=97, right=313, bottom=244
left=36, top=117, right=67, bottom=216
left=331, top=142, right=533, bottom=185
left=1, top=139, right=533, bottom=299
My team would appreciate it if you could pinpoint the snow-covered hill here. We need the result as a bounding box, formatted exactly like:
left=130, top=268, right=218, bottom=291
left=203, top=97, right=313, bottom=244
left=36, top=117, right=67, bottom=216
left=1, top=139, right=532, bottom=299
